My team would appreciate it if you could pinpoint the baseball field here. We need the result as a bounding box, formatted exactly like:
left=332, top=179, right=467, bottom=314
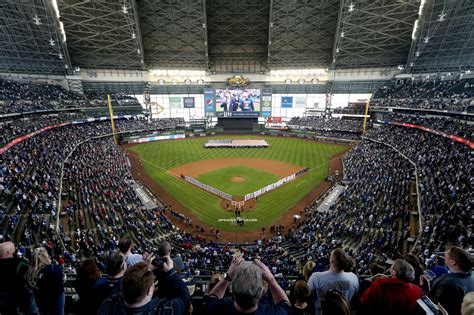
left=127, top=135, right=347, bottom=232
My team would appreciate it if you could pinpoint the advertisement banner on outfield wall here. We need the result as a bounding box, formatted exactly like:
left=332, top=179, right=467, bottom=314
left=281, top=96, right=293, bottom=108
left=203, top=89, right=215, bottom=117
left=261, top=88, right=272, bottom=117
left=183, top=97, right=195, bottom=108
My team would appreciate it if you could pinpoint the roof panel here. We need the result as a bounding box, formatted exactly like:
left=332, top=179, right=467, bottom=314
left=58, top=0, right=144, bottom=70
left=0, top=0, right=71, bottom=74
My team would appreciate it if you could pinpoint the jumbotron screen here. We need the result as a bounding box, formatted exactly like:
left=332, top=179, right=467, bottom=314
left=215, top=89, right=261, bottom=113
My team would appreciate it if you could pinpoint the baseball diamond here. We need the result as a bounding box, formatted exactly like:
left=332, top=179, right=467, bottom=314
left=126, top=135, right=348, bottom=233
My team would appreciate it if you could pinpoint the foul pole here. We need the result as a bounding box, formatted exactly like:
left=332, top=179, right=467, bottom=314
left=362, top=95, right=371, bottom=135
left=107, top=94, right=117, bottom=144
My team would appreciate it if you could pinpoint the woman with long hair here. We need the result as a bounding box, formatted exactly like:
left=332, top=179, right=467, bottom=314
left=26, top=247, right=65, bottom=315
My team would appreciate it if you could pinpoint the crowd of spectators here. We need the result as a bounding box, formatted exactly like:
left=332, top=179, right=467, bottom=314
left=379, top=113, right=473, bottom=140
left=373, top=78, right=473, bottom=100
left=0, top=116, right=186, bottom=147
left=371, top=78, right=473, bottom=112
left=366, top=125, right=472, bottom=252
left=0, top=78, right=473, bottom=314
left=288, top=116, right=364, bottom=133
left=0, top=79, right=141, bottom=114
left=372, top=98, right=472, bottom=112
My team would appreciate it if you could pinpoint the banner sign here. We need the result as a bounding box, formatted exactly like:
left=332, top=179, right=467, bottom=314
left=261, top=88, right=272, bottom=117
left=203, top=89, right=215, bottom=117
left=389, top=121, right=474, bottom=149
left=267, top=117, right=282, bottom=123
left=0, top=123, right=69, bottom=154
left=281, top=96, right=293, bottom=108
left=183, top=97, right=195, bottom=108
left=169, top=96, right=182, bottom=108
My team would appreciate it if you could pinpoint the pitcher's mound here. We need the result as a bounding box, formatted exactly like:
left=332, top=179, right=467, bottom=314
left=231, top=176, right=246, bottom=183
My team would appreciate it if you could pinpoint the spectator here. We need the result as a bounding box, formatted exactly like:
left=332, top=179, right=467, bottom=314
left=98, top=257, right=190, bottom=315
left=320, top=290, right=351, bottom=315
left=91, top=253, right=127, bottom=313
left=74, top=258, right=101, bottom=314
left=429, top=246, right=474, bottom=315
left=208, top=274, right=223, bottom=293
left=405, top=253, right=425, bottom=286
left=302, top=261, right=316, bottom=281
left=205, top=256, right=291, bottom=314
left=307, top=248, right=359, bottom=315
left=0, top=241, right=32, bottom=314
left=119, top=235, right=143, bottom=267
left=359, top=259, right=423, bottom=315
left=290, top=280, right=315, bottom=315
left=462, top=292, right=474, bottom=315
left=26, top=247, right=65, bottom=315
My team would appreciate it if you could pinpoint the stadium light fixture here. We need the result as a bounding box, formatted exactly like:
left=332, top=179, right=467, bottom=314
left=423, top=37, right=430, bottom=43
left=197, top=79, right=204, bottom=84
left=58, top=53, right=63, bottom=59
left=132, top=32, right=136, bottom=39
left=311, top=78, right=319, bottom=84
left=137, top=48, right=141, bottom=54
left=415, top=51, right=420, bottom=57
left=340, top=32, right=345, bottom=38
left=122, top=5, right=128, bottom=14
left=33, top=15, right=42, bottom=25
left=298, top=78, right=305, bottom=84
left=184, top=79, right=191, bottom=84
left=158, top=79, right=165, bottom=85
left=437, top=12, right=446, bottom=21
left=172, top=79, right=178, bottom=85
left=284, top=79, right=292, bottom=84
left=49, top=39, right=55, bottom=46
left=348, top=2, right=354, bottom=12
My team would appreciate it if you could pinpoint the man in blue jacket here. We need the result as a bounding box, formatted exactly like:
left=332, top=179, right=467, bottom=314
left=98, top=255, right=190, bottom=315
left=429, top=246, right=474, bottom=315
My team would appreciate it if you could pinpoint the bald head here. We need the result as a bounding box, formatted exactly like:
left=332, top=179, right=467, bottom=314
left=0, top=242, right=15, bottom=258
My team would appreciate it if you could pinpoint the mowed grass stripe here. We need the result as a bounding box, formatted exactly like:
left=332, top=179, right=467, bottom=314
left=130, top=136, right=346, bottom=231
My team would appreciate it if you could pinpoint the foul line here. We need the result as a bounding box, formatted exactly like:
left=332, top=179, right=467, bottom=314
left=127, top=152, right=171, bottom=174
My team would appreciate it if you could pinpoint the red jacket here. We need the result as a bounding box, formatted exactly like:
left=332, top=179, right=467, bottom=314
left=360, top=277, right=423, bottom=315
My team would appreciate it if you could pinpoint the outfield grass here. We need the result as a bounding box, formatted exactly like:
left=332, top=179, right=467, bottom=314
left=128, top=135, right=347, bottom=231
left=197, top=165, right=280, bottom=196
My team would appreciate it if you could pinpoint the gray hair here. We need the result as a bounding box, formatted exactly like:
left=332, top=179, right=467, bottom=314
left=392, top=259, right=415, bottom=282
left=231, top=262, right=263, bottom=311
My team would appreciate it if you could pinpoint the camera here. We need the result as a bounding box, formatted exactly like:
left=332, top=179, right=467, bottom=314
left=150, top=241, right=185, bottom=271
